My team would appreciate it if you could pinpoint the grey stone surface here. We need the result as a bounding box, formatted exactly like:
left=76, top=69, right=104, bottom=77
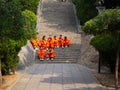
left=78, top=34, right=99, bottom=70
left=9, top=64, right=105, bottom=90
left=17, top=41, right=35, bottom=70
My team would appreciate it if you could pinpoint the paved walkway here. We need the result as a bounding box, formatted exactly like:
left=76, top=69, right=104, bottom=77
left=9, top=64, right=105, bottom=90
left=9, top=0, right=105, bottom=90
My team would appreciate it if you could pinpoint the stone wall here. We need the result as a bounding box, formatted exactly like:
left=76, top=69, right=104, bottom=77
left=17, top=40, right=35, bottom=70
left=78, top=33, right=99, bottom=70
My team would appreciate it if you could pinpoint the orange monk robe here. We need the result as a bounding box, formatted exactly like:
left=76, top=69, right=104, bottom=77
left=63, top=38, right=70, bottom=46
left=38, top=38, right=42, bottom=45
left=47, top=39, right=54, bottom=49
left=30, top=38, right=39, bottom=49
left=47, top=37, right=52, bottom=42
left=39, top=39, right=48, bottom=49
left=58, top=37, right=64, bottom=47
left=46, top=49, right=55, bottom=58
left=38, top=48, right=45, bottom=59
left=53, top=38, right=59, bottom=47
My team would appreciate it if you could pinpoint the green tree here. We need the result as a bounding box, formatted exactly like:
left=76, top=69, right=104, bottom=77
left=0, top=0, right=25, bottom=40
left=73, top=0, right=98, bottom=25
left=82, top=8, right=120, bottom=71
left=0, top=0, right=37, bottom=75
left=0, top=38, right=19, bottom=75
left=82, top=9, right=120, bottom=89
left=22, top=9, right=37, bottom=40
left=12, top=0, right=39, bottom=13
left=82, top=9, right=120, bottom=35
left=0, top=0, right=25, bottom=74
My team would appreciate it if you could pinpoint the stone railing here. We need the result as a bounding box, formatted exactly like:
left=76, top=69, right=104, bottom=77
left=78, top=33, right=99, bottom=69
left=17, top=40, right=35, bottom=70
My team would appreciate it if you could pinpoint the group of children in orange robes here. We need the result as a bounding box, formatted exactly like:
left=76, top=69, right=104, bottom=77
left=30, top=34, right=70, bottom=61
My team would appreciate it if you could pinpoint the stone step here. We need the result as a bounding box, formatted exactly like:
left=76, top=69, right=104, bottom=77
left=55, top=52, right=80, bottom=55
left=55, top=52, right=80, bottom=54
left=36, top=0, right=81, bottom=63
left=42, top=10, right=75, bottom=17
left=55, top=53, right=80, bottom=55
left=42, top=1, right=73, bottom=10
left=38, top=27, right=77, bottom=34
left=55, top=54, right=80, bottom=57
left=39, top=23, right=77, bottom=28
left=35, top=61, right=77, bottom=63
left=35, top=54, right=79, bottom=59
left=35, top=58, right=77, bottom=63
left=55, top=51, right=80, bottom=54
left=56, top=57, right=78, bottom=59
left=36, top=54, right=80, bottom=59
left=54, top=48, right=81, bottom=51
left=39, top=19, right=76, bottom=25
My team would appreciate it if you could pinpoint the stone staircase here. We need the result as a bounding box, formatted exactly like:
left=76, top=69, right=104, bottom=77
left=36, top=0, right=81, bottom=63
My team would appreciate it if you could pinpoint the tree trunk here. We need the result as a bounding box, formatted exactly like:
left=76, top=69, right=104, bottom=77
left=115, top=36, right=120, bottom=90
left=0, top=59, right=2, bottom=88
left=98, top=52, right=101, bottom=73
left=98, top=55, right=101, bottom=73
left=115, top=52, right=119, bottom=90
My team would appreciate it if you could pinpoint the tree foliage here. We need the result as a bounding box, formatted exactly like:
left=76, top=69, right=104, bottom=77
left=12, top=0, right=39, bottom=13
left=90, top=34, right=117, bottom=52
left=82, top=8, right=120, bottom=72
left=82, top=9, right=120, bottom=35
left=22, top=9, right=36, bottom=40
left=0, top=0, right=25, bottom=40
left=0, top=38, right=19, bottom=75
left=0, top=0, right=38, bottom=75
left=73, top=0, right=98, bottom=25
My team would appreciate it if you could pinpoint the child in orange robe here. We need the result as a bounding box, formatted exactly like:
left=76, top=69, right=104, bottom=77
left=47, top=34, right=52, bottom=42
left=39, top=36, right=48, bottom=50
left=63, top=36, right=70, bottom=47
left=47, top=37, right=54, bottom=49
left=30, top=38, right=39, bottom=50
left=46, top=49, right=55, bottom=60
left=53, top=36, right=59, bottom=48
left=58, top=35, right=64, bottom=48
left=38, top=48, right=45, bottom=61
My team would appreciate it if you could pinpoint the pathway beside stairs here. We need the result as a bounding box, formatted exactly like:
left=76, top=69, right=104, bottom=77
left=9, top=0, right=105, bottom=90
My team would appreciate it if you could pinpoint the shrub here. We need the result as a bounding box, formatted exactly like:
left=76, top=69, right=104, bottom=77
left=90, top=34, right=117, bottom=73
left=90, top=34, right=117, bottom=52
left=0, top=38, right=20, bottom=75
left=22, top=9, right=37, bottom=39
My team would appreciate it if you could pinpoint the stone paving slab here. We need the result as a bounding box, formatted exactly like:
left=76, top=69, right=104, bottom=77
left=9, top=64, right=105, bottom=90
